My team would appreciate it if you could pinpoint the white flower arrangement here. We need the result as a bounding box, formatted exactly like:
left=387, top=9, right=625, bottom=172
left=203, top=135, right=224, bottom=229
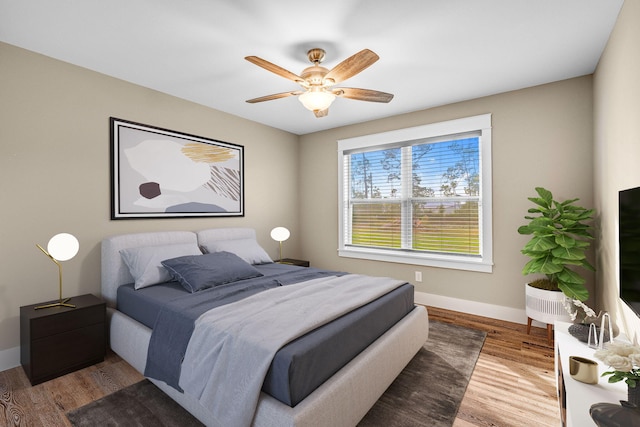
left=594, top=342, right=640, bottom=387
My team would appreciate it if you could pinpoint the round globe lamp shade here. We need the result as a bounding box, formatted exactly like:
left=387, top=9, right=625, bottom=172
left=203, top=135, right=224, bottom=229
left=47, top=233, right=79, bottom=261
left=270, top=227, right=290, bottom=242
left=298, top=90, right=336, bottom=112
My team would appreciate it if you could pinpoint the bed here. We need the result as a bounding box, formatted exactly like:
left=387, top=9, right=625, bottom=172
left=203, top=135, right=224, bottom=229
left=101, top=227, right=429, bottom=427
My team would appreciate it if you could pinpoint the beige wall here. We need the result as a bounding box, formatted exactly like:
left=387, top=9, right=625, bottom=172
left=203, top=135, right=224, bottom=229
left=299, top=76, right=595, bottom=312
left=0, top=42, right=300, bottom=353
left=594, top=0, right=640, bottom=341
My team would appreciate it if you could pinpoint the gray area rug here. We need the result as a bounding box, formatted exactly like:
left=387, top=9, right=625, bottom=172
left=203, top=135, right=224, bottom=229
left=66, top=378, right=204, bottom=427
left=357, top=320, right=486, bottom=426
left=66, top=320, right=485, bottom=427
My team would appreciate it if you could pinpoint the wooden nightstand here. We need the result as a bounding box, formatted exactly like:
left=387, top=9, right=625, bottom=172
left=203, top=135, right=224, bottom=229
left=20, top=293, right=106, bottom=385
left=276, top=258, right=310, bottom=267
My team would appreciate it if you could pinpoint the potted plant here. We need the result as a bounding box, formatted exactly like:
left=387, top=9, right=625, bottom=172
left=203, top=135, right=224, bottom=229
left=518, top=186, right=595, bottom=300
left=517, top=187, right=596, bottom=336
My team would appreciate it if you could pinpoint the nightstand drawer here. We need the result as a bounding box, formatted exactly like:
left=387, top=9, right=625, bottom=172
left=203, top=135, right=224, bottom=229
left=29, top=305, right=104, bottom=339
left=30, top=323, right=105, bottom=380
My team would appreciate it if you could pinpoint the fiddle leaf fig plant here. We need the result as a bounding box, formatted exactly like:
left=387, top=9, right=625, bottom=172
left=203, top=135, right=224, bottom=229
left=517, top=187, right=595, bottom=302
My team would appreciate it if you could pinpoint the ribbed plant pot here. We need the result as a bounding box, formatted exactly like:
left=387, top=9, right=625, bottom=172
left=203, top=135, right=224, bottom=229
left=525, top=283, right=572, bottom=325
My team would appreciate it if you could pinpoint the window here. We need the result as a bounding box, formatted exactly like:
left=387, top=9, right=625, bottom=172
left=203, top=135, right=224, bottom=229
left=338, top=114, right=492, bottom=272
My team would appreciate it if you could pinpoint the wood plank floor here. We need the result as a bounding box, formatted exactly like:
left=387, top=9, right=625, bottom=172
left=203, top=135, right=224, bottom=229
left=427, top=306, right=560, bottom=427
left=0, top=306, right=559, bottom=426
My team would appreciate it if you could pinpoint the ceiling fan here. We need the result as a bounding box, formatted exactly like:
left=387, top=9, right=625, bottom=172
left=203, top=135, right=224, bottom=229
left=245, top=48, right=393, bottom=118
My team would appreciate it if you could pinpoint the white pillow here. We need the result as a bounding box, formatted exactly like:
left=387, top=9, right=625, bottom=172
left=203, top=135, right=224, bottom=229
left=203, top=238, right=273, bottom=265
left=120, top=243, right=202, bottom=289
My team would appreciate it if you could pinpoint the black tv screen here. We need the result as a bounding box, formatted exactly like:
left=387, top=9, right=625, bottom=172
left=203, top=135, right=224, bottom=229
left=619, top=186, right=640, bottom=317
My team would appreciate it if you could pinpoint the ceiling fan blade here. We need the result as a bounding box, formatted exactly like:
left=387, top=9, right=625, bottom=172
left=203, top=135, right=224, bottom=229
left=246, top=91, right=302, bottom=103
left=324, top=49, right=379, bottom=84
left=314, top=109, right=329, bottom=118
left=245, top=56, right=305, bottom=83
left=333, top=87, right=394, bottom=103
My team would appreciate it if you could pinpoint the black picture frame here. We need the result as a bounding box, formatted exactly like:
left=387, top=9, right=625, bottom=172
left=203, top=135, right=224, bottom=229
left=110, top=117, right=244, bottom=219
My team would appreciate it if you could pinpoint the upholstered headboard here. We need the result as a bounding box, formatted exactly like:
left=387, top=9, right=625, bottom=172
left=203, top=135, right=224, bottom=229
left=101, top=231, right=196, bottom=307
left=196, top=227, right=257, bottom=247
left=100, top=228, right=259, bottom=307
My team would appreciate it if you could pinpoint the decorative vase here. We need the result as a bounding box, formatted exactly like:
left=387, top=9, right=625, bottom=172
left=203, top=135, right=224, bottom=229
left=569, top=356, right=599, bottom=384
left=568, top=323, right=612, bottom=344
left=629, top=384, right=640, bottom=407
left=590, top=384, right=640, bottom=426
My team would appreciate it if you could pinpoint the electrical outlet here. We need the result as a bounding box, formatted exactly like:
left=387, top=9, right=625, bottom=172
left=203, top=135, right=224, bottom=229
left=415, top=271, right=422, bottom=282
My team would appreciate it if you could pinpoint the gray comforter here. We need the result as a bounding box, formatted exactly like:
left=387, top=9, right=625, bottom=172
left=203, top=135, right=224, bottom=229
left=178, top=274, right=405, bottom=427
left=144, top=267, right=341, bottom=389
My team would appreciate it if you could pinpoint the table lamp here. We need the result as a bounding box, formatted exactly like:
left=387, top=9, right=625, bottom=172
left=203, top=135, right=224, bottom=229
left=270, top=227, right=290, bottom=262
left=35, top=233, right=79, bottom=309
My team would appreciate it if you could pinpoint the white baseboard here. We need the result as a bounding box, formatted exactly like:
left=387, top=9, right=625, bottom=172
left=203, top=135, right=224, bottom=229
left=0, top=346, right=20, bottom=373
left=415, top=290, right=533, bottom=325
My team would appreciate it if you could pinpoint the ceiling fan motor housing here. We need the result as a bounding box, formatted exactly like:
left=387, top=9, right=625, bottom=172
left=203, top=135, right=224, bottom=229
left=301, top=65, right=330, bottom=86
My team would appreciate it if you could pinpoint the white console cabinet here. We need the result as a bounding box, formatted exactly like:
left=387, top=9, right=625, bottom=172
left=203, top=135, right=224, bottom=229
left=555, top=321, right=627, bottom=426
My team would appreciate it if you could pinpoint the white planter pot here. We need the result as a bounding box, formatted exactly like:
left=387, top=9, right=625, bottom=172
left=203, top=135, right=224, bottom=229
left=525, top=283, right=572, bottom=324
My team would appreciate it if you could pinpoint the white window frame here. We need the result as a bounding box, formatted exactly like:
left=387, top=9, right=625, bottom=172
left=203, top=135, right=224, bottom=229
left=337, top=114, right=493, bottom=273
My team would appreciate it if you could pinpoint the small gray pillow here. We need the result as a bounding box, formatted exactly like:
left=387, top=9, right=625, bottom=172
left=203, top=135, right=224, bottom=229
left=202, top=238, right=273, bottom=264
left=161, top=251, right=264, bottom=293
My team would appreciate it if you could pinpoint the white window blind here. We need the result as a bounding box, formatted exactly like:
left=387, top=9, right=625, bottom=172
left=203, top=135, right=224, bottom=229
left=338, top=114, right=493, bottom=272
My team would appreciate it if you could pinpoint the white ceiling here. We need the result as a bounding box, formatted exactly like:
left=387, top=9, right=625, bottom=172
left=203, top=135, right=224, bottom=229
left=0, top=0, right=624, bottom=135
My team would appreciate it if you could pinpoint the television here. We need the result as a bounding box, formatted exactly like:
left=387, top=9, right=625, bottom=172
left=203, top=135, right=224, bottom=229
left=619, top=185, right=640, bottom=317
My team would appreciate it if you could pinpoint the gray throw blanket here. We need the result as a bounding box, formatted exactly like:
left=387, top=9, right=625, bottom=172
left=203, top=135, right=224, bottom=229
left=179, top=274, right=405, bottom=427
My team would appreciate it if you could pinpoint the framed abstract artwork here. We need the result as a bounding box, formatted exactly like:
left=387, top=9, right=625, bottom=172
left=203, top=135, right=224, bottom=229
left=110, top=118, right=244, bottom=219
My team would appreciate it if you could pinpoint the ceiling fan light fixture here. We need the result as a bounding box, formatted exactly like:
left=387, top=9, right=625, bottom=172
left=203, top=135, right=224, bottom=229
left=246, top=48, right=392, bottom=116
left=298, top=89, right=336, bottom=112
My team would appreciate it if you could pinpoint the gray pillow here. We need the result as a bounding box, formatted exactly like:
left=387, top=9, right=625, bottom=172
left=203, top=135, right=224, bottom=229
left=202, top=238, right=273, bottom=264
left=120, top=243, right=202, bottom=290
left=161, top=251, right=264, bottom=293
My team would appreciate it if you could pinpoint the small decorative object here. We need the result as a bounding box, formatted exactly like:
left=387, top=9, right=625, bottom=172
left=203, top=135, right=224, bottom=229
left=35, top=233, right=79, bottom=309
left=599, top=312, right=614, bottom=349
left=588, top=323, right=599, bottom=349
left=565, top=299, right=598, bottom=323
left=270, top=227, right=290, bottom=262
left=569, top=356, right=599, bottom=384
